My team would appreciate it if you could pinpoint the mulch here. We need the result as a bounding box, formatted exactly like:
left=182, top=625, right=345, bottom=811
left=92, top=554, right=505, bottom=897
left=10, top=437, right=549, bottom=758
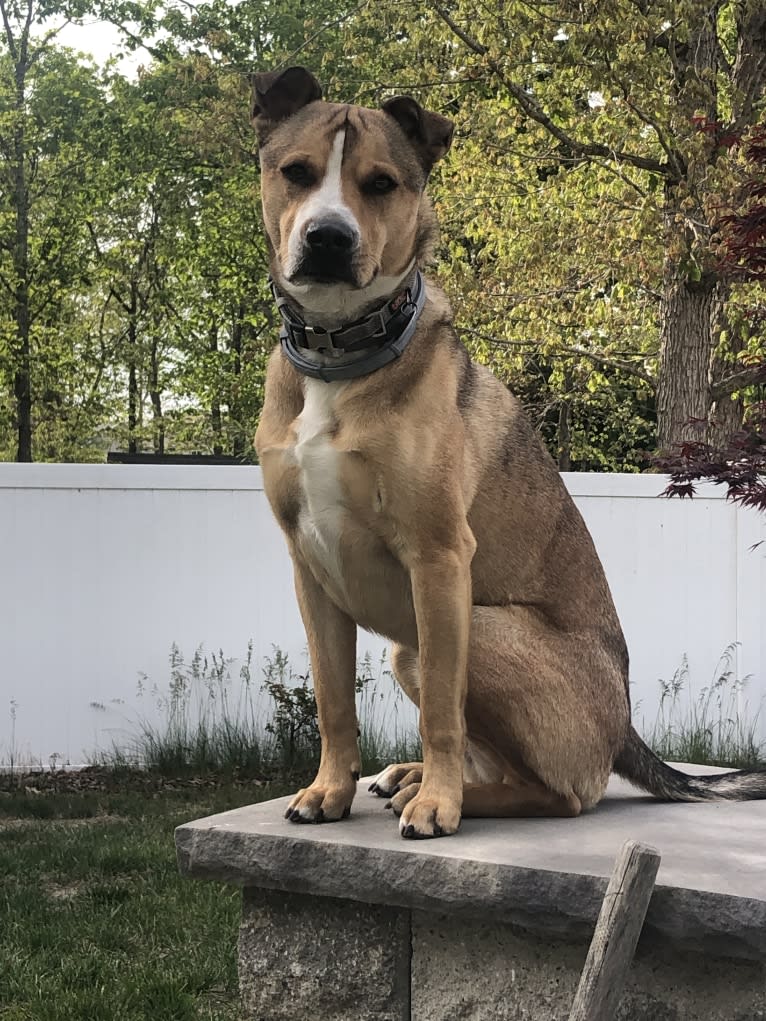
left=0, top=765, right=275, bottom=796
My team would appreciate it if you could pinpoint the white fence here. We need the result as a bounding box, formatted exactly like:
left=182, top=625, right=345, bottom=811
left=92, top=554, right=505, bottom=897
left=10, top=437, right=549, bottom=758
left=1, top=464, right=764, bottom=767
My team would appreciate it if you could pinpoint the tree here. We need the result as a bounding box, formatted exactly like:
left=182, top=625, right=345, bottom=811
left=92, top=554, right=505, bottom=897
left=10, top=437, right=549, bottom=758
left=11, top=1, right=762, bottom=465
left=341, top=0, right=766, bottom=458
left=91, top=55, right=274, bottom=457
left=0, top=0, right=357, bottom=461
left=116, top=2, right=356, bottom=457
left=655, top=123, right=766, bottom=511
left=0, top=1, right=114, bottom=460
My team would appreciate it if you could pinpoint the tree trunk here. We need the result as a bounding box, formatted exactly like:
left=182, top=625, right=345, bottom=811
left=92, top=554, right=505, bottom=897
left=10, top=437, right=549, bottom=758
left=557, top=370, right=572, bottom=471
left=655, top=4, right=745, bottom=452
left=149, top=335, right=164, bottom=455
left=11, top=45, right=31, bottom=461
left=128, top=281, right=139, bottom=454
left=656, top=268, right=721, bottom=450
left=209, top=322, right=223, bottom=456
left=229, top=306, right=245, bottom=458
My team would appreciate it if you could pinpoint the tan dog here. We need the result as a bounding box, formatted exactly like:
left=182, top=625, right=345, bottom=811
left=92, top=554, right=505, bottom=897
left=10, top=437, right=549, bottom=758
left=252, top=66, right=766, bottom=839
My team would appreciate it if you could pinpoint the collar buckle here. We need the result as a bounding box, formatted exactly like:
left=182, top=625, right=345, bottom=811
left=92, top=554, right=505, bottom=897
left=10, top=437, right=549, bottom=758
left=302, top=324, right=338, bottom=352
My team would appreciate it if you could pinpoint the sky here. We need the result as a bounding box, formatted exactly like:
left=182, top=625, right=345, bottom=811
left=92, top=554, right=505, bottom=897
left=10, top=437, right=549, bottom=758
left=50, top=17, right=150, bottom=78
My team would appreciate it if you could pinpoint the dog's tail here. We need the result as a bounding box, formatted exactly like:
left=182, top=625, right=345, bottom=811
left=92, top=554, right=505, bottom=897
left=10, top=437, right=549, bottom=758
left=614, top=726, right=766, bottom=802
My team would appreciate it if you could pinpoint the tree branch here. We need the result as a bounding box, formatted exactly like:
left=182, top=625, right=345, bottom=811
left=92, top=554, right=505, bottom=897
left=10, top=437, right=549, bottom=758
left=433, top=6, right=670, bottom=177
left=19, top=0, right=33, bottom=73
left=729, top=5, right=766, bottom=138
left=278, top=0, right=370, bottom=69
left=27, top=19, right=72, bottom=67
left=460, top=327, right=656, bottom=387
left=0, top=0, right=18, bottom=61
left=711, top=362, right=766, bottom=400
left=0, top=267, right=16, bottom=299
left=559, top=345, right=656, bottom=387
left=622, top=90, right=685, bottom=179
left=109, top=285, right=133, bottom=315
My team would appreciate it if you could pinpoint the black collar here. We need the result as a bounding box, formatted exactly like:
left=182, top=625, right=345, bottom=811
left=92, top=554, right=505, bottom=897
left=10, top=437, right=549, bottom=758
left=270, top=270, right=426, bottom=382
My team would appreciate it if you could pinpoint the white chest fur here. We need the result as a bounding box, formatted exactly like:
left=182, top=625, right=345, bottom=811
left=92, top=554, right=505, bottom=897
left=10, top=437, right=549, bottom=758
left=294, top=379, right=347, bottom=592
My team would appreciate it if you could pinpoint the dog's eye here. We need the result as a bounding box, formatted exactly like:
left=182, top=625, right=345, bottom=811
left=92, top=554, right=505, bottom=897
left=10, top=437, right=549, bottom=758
left=365, top=174, right=398, bottom=195
left=281, top=162, right=315, bottom=186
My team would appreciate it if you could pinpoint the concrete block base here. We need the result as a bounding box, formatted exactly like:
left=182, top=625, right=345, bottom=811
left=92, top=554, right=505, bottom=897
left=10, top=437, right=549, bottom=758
left=411, top=912, right=766, bottom=1021
left=239, top=888, right=410, bottom=1021
left=236, top=892, right=766, bottom=1021
left=177, top=771, right=766, bottom=1020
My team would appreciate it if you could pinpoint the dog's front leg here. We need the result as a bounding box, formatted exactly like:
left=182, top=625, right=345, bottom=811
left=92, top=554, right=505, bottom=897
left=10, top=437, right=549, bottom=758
left=285, top=559, right=360, bottom=823
left=400, top=536, right=474, bottom=838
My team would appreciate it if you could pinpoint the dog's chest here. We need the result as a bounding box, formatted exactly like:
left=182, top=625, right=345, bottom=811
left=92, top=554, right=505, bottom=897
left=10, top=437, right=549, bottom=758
left=292, top=379, right=347, bottom=589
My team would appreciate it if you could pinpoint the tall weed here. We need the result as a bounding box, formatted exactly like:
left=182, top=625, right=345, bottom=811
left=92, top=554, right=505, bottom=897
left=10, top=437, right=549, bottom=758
left=95, top=643, right=420, bottom=778
left=642, top=643, right=765, bottom=768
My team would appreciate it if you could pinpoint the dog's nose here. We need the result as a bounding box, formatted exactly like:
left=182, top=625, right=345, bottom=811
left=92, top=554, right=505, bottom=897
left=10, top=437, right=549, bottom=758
left=305, top=220, right=355, bottom=254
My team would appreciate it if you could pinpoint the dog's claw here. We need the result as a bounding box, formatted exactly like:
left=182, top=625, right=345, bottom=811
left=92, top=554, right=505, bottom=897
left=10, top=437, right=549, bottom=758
left=403, top=824, right=415, bottom=838
left=342, top=806, right=351, bottom=819
left=384, top=800, right=392, bottom=810
left=368, top=782, right=378, bottom=793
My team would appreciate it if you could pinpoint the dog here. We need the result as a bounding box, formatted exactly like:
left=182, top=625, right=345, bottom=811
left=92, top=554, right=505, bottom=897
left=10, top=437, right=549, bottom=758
left=251, top=66, right=766, bottom=839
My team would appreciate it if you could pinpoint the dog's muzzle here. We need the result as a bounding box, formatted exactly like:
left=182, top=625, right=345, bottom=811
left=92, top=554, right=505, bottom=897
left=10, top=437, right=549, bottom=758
left=296, top=217, right=357, bottom=284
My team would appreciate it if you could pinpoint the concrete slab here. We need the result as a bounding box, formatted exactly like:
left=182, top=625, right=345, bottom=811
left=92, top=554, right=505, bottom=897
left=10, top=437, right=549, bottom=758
left=176, top=766, right=766, bottom=960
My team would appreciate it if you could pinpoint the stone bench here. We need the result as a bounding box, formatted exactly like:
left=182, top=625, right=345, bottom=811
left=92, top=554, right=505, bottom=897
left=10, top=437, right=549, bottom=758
left=175, top=767, right=766, bottom=1020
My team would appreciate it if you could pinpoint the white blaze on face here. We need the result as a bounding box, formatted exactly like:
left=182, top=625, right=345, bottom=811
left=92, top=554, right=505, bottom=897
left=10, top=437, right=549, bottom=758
left=284, top=129, right=360, bottom=279
left=294, top=378, right=347, bottom=599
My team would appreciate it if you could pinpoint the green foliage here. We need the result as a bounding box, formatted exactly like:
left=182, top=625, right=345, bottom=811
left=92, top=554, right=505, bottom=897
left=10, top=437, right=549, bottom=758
left=1, top=0, right=764, bottom=461
left=343, top=0, right=766, bottom=459
left=0, top=35, right=117, bottom=460
left=261, top=648, right=321, bottom=772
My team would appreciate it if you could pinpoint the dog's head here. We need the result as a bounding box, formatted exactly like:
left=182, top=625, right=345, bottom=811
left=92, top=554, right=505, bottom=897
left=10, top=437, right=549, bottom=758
left=251, top=67, right=453, bottom=318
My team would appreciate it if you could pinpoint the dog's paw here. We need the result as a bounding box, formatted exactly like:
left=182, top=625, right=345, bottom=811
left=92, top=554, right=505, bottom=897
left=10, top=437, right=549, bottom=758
left=284, top=780, right=355, bottom=824
left=398, top=789, right=462, bottom=839
left=387, top=781, right=421, bottom=816
left=368, top=761, right=423, bottom=798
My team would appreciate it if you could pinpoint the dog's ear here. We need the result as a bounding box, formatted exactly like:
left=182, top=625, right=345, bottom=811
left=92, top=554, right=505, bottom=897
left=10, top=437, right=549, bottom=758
left=250, top=66, right=322, bottom=142
left=382, top=96, right=454, bottom=173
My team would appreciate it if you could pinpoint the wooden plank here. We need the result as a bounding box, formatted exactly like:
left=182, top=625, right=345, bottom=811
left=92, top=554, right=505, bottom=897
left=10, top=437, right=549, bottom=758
left=568, top=839, right=661, bottom=1021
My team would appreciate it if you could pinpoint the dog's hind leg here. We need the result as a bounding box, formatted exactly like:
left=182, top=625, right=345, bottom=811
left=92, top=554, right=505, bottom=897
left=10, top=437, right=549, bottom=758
left=461, top=777, right=581, bottom=818
left=386, top=769, right=581, bottom=820
left=464, top=606, right=627, bottom=813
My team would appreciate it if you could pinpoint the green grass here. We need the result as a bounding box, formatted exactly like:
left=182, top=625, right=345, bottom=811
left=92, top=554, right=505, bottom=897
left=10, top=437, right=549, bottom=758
left=0, top=783, right=294, bottom=1021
